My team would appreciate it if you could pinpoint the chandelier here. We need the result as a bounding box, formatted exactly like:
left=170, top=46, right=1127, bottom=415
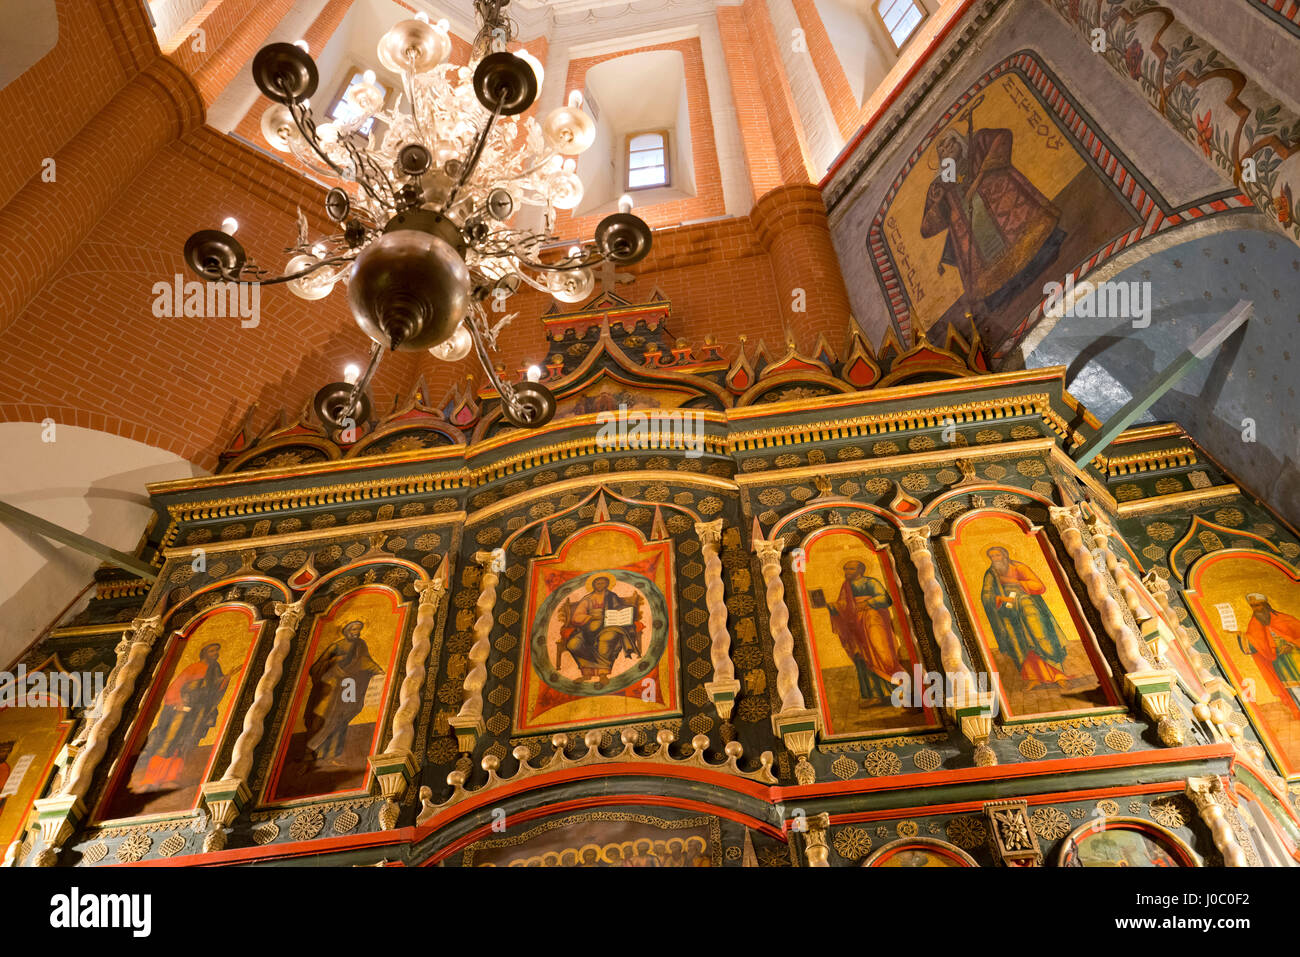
left=182, top=0, right=652, bottom=430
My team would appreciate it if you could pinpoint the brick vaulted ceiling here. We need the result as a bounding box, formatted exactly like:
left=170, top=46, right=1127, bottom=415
left=0, top=0, right=905, bottom=470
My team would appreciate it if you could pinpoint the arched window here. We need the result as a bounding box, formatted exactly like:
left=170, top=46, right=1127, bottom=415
left=626, top=130, right=670, bottom=190
left=875, top=0, right=926, bottom=51
left=329, top=69, right=389, bottom=136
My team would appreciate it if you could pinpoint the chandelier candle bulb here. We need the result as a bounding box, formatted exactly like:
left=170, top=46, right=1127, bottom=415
left=343, top=364, right=361, bottom=385
left=220, top=218, right=238, bottom=236
left=516, top=50, right=544, bottom=90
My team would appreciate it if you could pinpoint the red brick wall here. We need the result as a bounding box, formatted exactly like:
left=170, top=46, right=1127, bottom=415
left=791, top=0, right=860, bottom=140
left=0, top=129, right=418, bottom=468
left=737, top=0, right=816, bottom=185
left=716, top=6, right=784, bottom=198
left=0, top=0, right=143, bottom=211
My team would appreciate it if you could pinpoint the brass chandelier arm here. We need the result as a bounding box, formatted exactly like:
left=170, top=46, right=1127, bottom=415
left=465, top=302, right=520, bottom=412
left=215, top=253, right=358, bottom=286
left=441, top=99, right=504, bottom=214
left=287, top=96, right=394, bottom=213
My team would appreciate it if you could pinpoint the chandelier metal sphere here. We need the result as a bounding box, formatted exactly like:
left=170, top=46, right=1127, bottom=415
left=181, top=0, right=652, bottom=432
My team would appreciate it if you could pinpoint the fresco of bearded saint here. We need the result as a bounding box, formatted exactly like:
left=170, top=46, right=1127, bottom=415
left=555, top=575, right=644, bottom=686
left=824, top=560, right=905, bottom=701
left=980, top=546, right=1074, bottom=689
left=921, top=125, right=1065, bottom=314
left=303, top=621, right=385, bottom=769
left=1240, top=593, right=1300, bottom=712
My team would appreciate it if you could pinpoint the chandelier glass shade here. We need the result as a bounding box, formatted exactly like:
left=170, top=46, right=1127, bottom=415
left=181, top=1, right=650, bottom=431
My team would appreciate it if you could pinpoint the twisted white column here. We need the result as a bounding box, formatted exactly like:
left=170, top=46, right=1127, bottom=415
left=1052, top=505, right=1183, bottom=745
left=753, top=538, right=805, bottom=715
left=753, top=536, right=820, bottom=784
left=1049, top=505, right=1146, bottom=673
left=219, top=600, right=305, bottom=783
left=902, top=526, right=995, bottom=765
left=901, top=527, right=975, bottom=692
left=697, top=520, right=740, bottom=720
left=383, top=576, right=447, bottom=755
left=62, top=616, right=163, bottom=800
left=1142, top=568, right=1223, bottom=696
left=450, top=549, right=504, bottom=751
left=31, top=615, right=163, bottom=865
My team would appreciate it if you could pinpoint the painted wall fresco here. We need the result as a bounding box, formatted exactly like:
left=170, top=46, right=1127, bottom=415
left=1046, top=0, right=1300, bottom=242
left=794, top=525, right=939, bottom=738
left=870, top=58, right=1141, bottom=350
left=96, top=605, right=261, bottom=821
left=1185, top=550, right=1300, bottom=780
left=944, top=510, right=1120, bottom=720
left=463, top=810, right=719, bottom=866
left=518, top=524, right=678, bottom=735
left=263, top=586, right=408, bottom=804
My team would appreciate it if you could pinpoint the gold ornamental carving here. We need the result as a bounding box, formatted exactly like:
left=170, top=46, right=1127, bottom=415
left=983, top=799, right=1042, bottom=866
left=417, top=729, right=775, bottom=823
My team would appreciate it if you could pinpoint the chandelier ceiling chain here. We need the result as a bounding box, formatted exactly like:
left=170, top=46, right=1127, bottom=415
left=182, top=0, right=653, bottom=431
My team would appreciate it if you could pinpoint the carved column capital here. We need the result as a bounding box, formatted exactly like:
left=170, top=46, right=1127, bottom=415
left=414, top=576, right=447, bottom=606
left=271, top=599, right=306, bottom=631
left=475, top=548, right=505, bottom=570
left=694, top=518, right=724, bottom=546
left=127, top=614, right=164, bottom=648
left=804, top=812, right=831, bottom=867
left=752, top=536, right=785, bottom=565
left=900, top=524, right=933, bottom=551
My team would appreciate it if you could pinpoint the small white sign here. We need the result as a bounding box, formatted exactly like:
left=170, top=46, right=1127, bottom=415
left=0, top=753, right=34, bottom=797
left=1214, top=602, right=1239, bottom=633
